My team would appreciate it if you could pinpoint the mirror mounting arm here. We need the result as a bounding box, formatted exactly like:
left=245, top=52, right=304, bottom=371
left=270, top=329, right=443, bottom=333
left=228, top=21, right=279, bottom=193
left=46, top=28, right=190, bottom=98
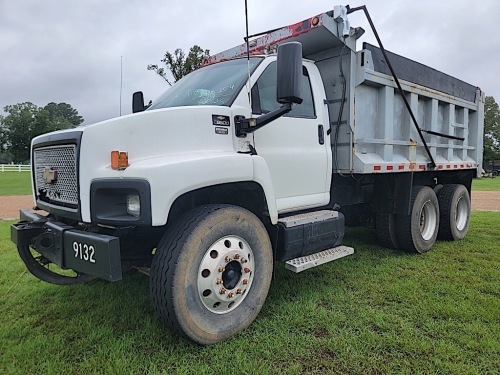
left=235, top=103, right=292, bottom=137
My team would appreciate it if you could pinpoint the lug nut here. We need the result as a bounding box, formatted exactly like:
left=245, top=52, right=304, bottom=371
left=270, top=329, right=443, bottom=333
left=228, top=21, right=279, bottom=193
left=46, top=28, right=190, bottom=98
left=225, top=256, right=232, bottom=263
left=242, top=279, right=248, bottom=285
left=216, top=278, right=222, bottom=285
left=227, top=292, right=234, bottom=298
left=236, top=288, right=242, bottom=294
left=234, top=254, right=240, bottom=259
left=218, top=266, right=225, bottom=272
left=219, top=288, right=226, bottom=295
left=241, top=258, right=247, bottom=263
left=244, top=267, right=251, bottom=273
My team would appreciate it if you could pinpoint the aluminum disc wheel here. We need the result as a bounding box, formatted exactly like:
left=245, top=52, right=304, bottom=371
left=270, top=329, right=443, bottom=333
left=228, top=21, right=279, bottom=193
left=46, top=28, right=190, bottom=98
left=419, top=199, right=438, bottom=241
left=396, top=186, right=439, bottom=253
left=150, top=204, right=273, bottom=345
left=197, top=235, right=255, bottom=314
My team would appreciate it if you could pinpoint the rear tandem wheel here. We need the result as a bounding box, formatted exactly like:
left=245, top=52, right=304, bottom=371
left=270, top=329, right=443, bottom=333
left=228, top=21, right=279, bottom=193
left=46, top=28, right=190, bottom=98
left=396, top=186, right=440, bottom=254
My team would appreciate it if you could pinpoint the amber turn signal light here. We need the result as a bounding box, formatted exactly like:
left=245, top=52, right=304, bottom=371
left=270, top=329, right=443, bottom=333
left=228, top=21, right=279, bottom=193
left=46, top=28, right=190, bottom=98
left=111, top=151, right=129, bottom=170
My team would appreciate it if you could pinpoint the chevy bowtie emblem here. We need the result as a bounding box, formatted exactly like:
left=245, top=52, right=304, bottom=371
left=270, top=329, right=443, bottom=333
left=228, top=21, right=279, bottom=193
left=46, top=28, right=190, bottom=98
left=42, top=167, right=58, bottom=184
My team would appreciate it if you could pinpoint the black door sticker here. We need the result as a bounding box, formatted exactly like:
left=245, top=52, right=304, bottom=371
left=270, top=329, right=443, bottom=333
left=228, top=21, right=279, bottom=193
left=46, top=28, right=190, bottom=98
left=212, top=115, right=230, bottom=126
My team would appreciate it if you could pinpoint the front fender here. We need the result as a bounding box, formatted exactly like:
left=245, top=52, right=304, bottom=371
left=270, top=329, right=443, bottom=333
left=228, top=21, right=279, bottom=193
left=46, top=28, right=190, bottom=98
left=121, top=152, right=278, bottom=226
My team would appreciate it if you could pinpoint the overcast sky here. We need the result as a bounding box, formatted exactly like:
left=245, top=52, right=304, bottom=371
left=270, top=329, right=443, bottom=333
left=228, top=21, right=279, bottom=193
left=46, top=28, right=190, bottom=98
left=1, top=0, right=499, bottom=125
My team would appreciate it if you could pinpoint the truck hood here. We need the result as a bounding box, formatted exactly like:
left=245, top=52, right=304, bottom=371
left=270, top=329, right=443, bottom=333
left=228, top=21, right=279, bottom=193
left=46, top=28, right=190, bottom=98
left=78, top=106, right=235, bottom=163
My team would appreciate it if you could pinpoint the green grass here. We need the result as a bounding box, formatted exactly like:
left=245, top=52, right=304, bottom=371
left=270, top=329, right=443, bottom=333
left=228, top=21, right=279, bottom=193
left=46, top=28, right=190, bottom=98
left=0, top=172, right=31, bottom=196
left=472, top=176, right=500, bottom=191
left=1, top=212, right=499, bottom=374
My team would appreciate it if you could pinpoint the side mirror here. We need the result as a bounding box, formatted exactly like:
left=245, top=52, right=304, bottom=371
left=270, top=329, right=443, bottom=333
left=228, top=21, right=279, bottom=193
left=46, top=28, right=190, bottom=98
left=276, top=42, right=303, bottom=104
left=132, top=91, right=145, bottom=113
left=235, top=41, right=304, bottom=137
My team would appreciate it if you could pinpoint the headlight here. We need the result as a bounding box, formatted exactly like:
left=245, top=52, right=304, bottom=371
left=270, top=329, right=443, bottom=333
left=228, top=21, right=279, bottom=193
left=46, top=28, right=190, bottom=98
left=127, top=194, right=141, bottom=217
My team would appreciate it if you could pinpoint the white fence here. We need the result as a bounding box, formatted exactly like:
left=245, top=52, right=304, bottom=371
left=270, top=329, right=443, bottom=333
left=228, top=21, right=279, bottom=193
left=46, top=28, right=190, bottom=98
left=0, top=164, right=31, bottom=172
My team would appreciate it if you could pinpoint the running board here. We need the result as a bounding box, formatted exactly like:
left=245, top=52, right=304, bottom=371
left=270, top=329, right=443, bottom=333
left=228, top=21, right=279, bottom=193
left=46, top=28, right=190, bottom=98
left=284, top=246, right=354, bottom=273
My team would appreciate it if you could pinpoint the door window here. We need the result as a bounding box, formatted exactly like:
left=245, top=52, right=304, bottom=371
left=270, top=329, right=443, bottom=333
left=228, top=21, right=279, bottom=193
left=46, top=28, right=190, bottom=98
left=252, top=61, right=316, bottom=118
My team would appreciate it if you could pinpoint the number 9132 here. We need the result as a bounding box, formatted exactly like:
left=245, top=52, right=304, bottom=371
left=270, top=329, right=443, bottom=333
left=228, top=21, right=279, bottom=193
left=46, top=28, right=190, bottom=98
left=73, top=241, right=96, bottom=263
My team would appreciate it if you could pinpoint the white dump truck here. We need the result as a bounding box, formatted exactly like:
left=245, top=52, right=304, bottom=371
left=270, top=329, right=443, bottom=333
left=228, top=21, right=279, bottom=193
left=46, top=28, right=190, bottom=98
left=11, top=5, right=484, bottom=344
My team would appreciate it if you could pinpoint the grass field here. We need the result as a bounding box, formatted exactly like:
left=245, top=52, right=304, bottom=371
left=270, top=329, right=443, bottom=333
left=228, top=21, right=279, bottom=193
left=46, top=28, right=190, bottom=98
left=0, top=172, right=31, bottom=196
left=472, top=176, right=500, bottom=191
left=1, top=212, right=499, bottom=374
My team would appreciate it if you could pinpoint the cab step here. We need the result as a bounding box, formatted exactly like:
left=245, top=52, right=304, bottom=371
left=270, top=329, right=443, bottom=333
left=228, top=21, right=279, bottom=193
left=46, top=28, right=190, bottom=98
left=284, top=246, right=354, bottom=273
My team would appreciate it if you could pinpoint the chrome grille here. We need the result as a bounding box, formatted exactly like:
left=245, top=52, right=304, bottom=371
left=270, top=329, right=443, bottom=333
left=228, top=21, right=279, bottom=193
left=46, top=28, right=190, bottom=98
left=33, top=145, right=78, bottom=206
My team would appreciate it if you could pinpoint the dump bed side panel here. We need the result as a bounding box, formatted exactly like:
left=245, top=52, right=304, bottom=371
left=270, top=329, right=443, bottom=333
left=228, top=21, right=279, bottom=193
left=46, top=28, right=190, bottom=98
left=330, top=45, right=484, bottom=176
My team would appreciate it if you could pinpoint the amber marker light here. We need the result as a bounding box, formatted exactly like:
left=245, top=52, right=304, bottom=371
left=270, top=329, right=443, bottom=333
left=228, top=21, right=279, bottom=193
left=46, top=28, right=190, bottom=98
left=312, top=16, right=320, bottom=26
left=111, top=150, right=129, bottom=170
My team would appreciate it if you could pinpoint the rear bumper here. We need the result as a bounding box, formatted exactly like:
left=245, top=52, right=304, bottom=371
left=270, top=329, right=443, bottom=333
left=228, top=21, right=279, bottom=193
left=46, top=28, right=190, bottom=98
left=11, top=209, right=122, bottom=282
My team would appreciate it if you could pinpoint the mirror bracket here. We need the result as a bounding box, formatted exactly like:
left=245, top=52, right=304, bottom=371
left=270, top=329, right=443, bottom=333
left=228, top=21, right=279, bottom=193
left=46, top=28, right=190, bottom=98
left=235, top=103, right=292, bottom=137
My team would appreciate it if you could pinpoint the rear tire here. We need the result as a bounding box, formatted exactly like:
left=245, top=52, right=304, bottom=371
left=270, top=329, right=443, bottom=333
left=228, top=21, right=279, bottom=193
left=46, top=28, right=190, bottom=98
left=149, top=204, right=273, bottom=345
left=396, top=186, right=439, bottom=253
left=376, top=213, right=399, bottom=249
left=437, top=184, right=470, bottom=240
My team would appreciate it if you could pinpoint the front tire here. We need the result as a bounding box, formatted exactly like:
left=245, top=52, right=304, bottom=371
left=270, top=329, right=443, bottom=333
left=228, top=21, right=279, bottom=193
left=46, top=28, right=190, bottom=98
left=149, top=204, right=273, bottom=345
left=396, top=186, right=439, bottom=253
left=437, top=184, right=471, bottom=240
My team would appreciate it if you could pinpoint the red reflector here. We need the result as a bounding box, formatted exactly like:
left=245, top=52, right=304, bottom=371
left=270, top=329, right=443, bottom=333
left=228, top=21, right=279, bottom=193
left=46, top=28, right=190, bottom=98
left=438, top=165, right=443, bottom=170
left=387, top=166, right=393, bottom=170
left=374, top=165, right=381, bottom=171
left=419, top=165, right=425, bottom=170
left=399, top=165, right=404, bottom=170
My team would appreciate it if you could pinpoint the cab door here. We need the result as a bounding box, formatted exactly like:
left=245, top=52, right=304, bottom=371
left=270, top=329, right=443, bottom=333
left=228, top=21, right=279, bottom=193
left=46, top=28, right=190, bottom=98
left=252, top=59, right=331, bottom=213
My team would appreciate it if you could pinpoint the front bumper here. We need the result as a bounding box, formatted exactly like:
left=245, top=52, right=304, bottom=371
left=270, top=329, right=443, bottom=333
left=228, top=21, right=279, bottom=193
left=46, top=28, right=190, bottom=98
left=11, top=209, right=122, bottom=282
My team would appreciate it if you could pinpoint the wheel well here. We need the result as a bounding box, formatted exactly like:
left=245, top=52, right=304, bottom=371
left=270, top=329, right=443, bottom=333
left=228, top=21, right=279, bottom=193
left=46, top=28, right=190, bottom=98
left=167, top=182, right=270, bottom=227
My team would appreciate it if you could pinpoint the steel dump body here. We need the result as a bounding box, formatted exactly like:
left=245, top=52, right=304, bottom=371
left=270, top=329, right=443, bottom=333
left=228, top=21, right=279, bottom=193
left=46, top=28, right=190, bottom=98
left=208, top=10, right=484, bottom=177
left=338, top=43, right=483, bottom=176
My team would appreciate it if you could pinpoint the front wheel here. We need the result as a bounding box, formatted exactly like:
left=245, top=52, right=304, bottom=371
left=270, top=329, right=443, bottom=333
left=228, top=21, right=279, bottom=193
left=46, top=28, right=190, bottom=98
left=149, top=204, right=273, bottom=345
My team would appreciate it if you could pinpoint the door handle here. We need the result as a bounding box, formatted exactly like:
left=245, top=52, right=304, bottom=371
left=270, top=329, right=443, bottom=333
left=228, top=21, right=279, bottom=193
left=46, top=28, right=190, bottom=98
left=318, top=124, right=325, bottom=145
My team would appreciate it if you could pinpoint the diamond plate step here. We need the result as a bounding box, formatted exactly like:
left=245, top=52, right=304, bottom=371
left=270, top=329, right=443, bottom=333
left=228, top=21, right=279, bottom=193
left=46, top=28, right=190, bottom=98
left=284, top=246, right=354, bottom=273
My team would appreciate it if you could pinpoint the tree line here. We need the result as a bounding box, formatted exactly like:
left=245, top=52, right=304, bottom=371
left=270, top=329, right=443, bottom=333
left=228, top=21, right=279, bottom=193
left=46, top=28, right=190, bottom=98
left=0, top=102, right=83, bottom=164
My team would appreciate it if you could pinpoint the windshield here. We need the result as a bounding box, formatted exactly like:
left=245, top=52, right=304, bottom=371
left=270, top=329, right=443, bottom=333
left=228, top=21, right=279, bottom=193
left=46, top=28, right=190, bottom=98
left=148, top=57, right=263, bottom=110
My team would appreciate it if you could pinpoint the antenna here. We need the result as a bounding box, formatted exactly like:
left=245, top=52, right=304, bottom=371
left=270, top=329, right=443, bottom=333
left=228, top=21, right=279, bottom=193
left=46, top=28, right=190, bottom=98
left=244, top=0, right=252, bottom=109
left=119, top=56, right=123, bottom=116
